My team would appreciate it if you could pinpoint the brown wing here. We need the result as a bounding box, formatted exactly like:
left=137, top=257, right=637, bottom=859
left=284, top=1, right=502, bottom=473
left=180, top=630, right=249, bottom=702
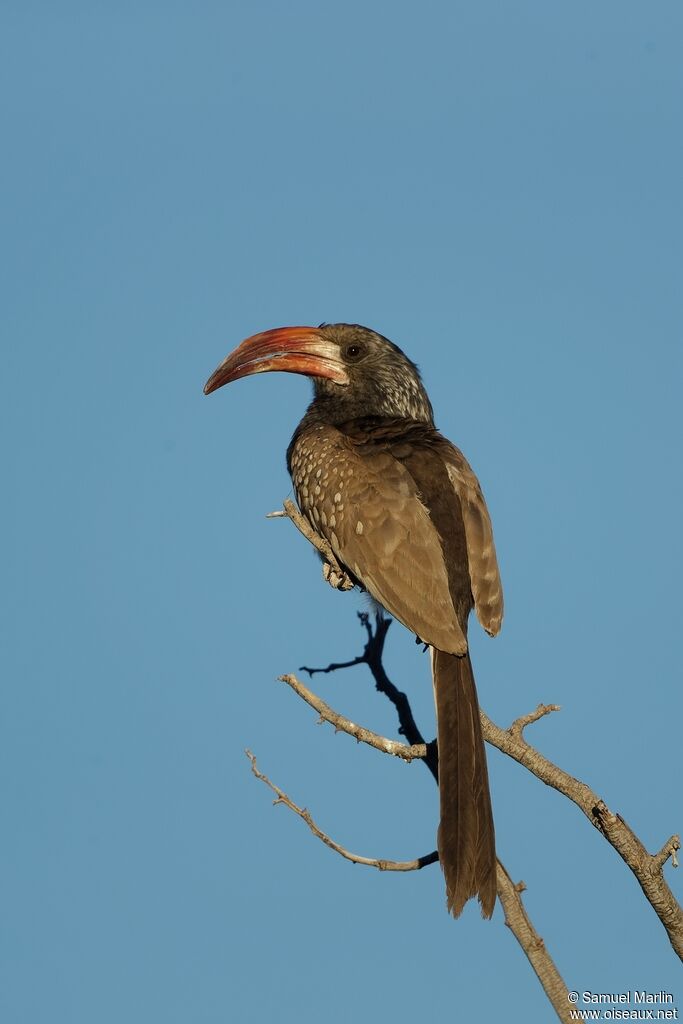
left=289, top=423, right=468, bottom=655
left=439, top=441, right=504, bottom=636
left=344, top=420, right=504, bottom=637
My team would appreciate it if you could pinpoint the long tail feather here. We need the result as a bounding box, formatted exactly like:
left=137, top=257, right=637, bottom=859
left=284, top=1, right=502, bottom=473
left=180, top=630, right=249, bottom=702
left=433, top=648, right=496, bottom=918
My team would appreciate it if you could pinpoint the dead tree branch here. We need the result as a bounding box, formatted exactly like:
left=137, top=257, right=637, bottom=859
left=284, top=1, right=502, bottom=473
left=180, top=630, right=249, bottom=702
left=272, top=500, right=682, bottom=958
left=495, top=862, right=574, bottom=1022
left=277, top=675, right=574, bottom=1017
left=285, top=654, right=682, bottom=961
left=280, top=671, right=427, bottom=763
left=264, top=499, right=681, bottom=1021
left=479, top=708, right=682, bottom=959
left=247, top=749, right=438, bottom=871
left=268, top=500, right=354, bottom=590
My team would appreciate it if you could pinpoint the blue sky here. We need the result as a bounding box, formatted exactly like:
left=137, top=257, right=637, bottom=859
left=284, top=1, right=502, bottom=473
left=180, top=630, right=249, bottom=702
left=2, top=3, right=681, bottom=1021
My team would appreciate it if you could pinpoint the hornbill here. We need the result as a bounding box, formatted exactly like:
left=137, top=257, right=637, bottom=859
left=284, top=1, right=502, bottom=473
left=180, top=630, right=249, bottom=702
left=204, top=323, right=503, bottom=917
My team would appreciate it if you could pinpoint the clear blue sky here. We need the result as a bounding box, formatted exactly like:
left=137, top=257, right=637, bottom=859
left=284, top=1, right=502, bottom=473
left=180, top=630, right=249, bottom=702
left=2, top=3, right=681, bottom=1021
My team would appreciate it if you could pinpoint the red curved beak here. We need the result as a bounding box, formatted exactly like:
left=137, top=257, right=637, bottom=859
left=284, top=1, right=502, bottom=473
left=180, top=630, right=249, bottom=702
left=203, top=326, right=349, bottom=395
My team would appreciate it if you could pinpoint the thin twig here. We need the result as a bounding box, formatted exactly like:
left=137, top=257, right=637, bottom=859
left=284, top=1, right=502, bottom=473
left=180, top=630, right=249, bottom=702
left=247, top=750, right=438, bottom=871
left=508, top=703, right=562, bottom=741
left=272, top=499, right=354, bottom=590
left=654, top=837, right=681, bottom=872
left=279, top=673, right=426, bottom=763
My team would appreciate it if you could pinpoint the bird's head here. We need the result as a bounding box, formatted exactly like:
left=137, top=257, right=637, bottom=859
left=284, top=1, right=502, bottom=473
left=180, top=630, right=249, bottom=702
left=204, top=323, right=434, bottom=424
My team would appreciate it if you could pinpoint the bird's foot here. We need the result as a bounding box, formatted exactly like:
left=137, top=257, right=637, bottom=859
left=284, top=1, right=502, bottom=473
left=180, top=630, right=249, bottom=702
left=322, top=561, right=355, bottom=592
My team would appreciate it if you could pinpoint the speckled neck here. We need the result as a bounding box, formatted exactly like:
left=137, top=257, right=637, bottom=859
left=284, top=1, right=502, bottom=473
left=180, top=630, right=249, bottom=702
left=304, top=372, right=434, bottom=428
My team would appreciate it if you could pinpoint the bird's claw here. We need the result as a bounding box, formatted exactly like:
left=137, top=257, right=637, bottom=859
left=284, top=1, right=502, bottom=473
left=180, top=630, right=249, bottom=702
left=323, top=561, right=355, bottom=591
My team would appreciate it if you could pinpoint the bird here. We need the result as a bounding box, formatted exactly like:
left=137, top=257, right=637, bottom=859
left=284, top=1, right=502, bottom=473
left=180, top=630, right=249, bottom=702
left=204, top=323, right=503, bottom=917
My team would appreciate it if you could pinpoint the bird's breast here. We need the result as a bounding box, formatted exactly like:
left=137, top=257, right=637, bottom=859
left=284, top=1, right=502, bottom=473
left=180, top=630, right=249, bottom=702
left=289, top=424, right=351, bottom=553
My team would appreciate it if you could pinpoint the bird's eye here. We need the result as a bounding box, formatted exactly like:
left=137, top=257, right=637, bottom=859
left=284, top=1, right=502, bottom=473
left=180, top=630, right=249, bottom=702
left=344, top=344, right=364, bottom=361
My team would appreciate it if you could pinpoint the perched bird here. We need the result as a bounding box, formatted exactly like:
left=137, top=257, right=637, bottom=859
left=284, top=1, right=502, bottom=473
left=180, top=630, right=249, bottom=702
left=204, top=323, right=503, bottom=917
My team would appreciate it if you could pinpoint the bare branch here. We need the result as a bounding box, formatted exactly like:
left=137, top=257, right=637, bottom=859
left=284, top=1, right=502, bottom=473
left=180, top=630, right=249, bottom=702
left=245, top=742, right=573, bottom=1015
left=270, top=499, right=355, bottom=590
left=293, top=601, right=683, bottom=960
left=246, top=747, right=571, bottom=1019
left=267, top=502, right=683, bottom=1018
left=280, top=631, right=682, bottom=959
left=654, top=836, right=681, bottom=873
left=508, top=702, right=562, bottom=741
left=479, top=708, right=683, bottom=959
left=276, top=499, right=334, bottom=561
left=496, top=862, right=575, bottom=1024
left=279, top=673, right=426, bottom=763
left=276, top=671, right=573, bottom=1008
left=246, top=749, right=438, bottom=871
